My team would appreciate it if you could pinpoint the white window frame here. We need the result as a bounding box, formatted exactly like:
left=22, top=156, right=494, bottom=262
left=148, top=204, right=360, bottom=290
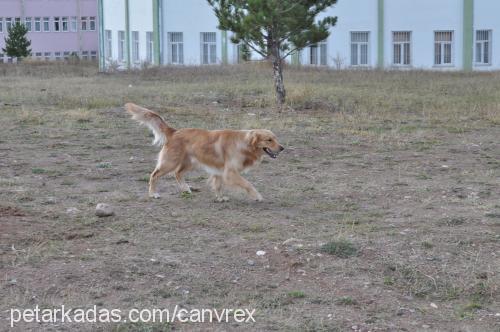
left=132, top=31, right=140, bottom=63
left=53, top=16, right=60, bottom=32
left=89, top=17, right=96, bottom=31
left=118, top=30, right=125, bottom=62
left=6, top=18, right=12, bottom=31
left=81, top=17, right=87, bottom=31
left=62, top=17, right=68, bottom=32
left=309, top=41, right=328, bottom=66
left=350, top=31, right=370, bottom=67
left=34, top=17, right=41, bottom=32
left=168, top=32, right=184, bottom=65
left=392, top=31, right=412, bottom=67
left=70, top=16, right=77, bottom=32
left=90, top=51, right=97, bottom=60
left=201, top=32, right=217, bottom=65
left=434, top=30, right=454, bottom=67
left=475, top=29, right=492, bottom=66
left=105, top=30, right=112, bottom=59
left=44, top=52, right=51, bottom=60
left=54, top=52, right=62, bottom=61
left=25, top=17, right=32, bottom=32
left=81, top=51, right=89, bottom=60
left=43, top=17, right=50, bottom=32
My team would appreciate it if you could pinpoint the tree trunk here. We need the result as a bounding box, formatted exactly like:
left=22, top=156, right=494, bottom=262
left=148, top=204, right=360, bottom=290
left=271, top=48, right=286, bottom=109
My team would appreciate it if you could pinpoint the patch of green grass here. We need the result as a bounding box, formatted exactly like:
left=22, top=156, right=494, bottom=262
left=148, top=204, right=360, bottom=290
left=96, top=162, right=112, bottom=169
left=287, top=291, right=306, bottom=299
left=383, top=276, right=395, bottom=286
left=320, top=239, right=358, bottom=258
left=456, top=301, right=482, bottom=320
left=416, top=173, right=432, bottom=180
left=335, top=296, right=358, bottom=306
left=421, top=241, right=434, bottom=249
left=138, top=175, right=150, bottom=182
left=181, top=191, right=193, bottom=199
left=32, top=168, right=48, bottom=174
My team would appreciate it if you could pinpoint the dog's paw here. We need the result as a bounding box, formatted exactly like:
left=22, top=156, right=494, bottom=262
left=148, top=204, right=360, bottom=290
left=215, top=196, right=229, bottom=203
left=254, top=194, right=263, bottom=202
left=149, top=193, right=161, bottom=199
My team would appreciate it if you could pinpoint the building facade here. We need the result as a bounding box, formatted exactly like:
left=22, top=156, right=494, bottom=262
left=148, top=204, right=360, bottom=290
left=99, top=0, right=500, bottom=71
left=0, top=0, right=98, bottom=63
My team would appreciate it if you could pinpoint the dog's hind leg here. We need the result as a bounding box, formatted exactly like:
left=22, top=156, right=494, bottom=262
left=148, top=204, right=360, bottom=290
left=149, top=148, right=177, bottom=198
left=209, top=175, right=228, bottom=202
left=223, top=169, right=263, bottom=201
left=174, top=160, right=192, bottom=194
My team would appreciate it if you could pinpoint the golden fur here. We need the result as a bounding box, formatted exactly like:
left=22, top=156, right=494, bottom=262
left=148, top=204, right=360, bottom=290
left=125, top=103, right=284, bottom=201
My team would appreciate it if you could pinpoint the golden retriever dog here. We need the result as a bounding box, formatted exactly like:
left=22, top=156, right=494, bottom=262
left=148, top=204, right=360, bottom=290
left=125, top=103, right=284, bottom=201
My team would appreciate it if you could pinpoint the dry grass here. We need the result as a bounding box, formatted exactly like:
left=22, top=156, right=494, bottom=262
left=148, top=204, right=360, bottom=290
left=0, top=62, right=499, bottom=331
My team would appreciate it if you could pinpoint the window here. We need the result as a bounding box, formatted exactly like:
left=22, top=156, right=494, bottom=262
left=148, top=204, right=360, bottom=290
left=168, top=32, right=183, bottom=64
left=132, top=31, right=140, bottom=63
left=89, top=17, right=96, bottom=31
left=35, top=52, right=42, bottom=59
left=434, top=31, right=454, bottom=66
left=25, top=17, right=32, bottom=32
left=34, top=17, right=41, bottom=32
left=0, top=18, right=3, bottom=33
left=105, top=30, right=112, bottom=59
left=81, top=51, right=89, bottom=60
left=54, top=17, right=60, bottom=32
left=393, top=31, right=411, bottom=66
left=310, top=41, right=327, bottom=66
left=90, top=51, right=97, bottom=60
left=350, top=32, right=369, bottom=66
left=0, top=53, right=4, bottom=63
left=475, top=30, right=491, bottom=65
left=118, top=31, right=125, bottom=62
left=63, top=51, right=70, bottom=60
left=201, top=32, right=216, bottom=64
left=43, top=17, right=50, bottom=32
left=54, top=52, right=62, bottom=61
left=44, top=52, right=51, bottom=60
left=81, top=17, right=87, bottom=31
left=62, top=17, right=68, bottom=32
left=15, top=17, right=20, bottom=24
left=6, top=18, right=12, bottom=31
left=70, top=16, right=77, bottom=32
left=146, top=31, right=154, bottom=63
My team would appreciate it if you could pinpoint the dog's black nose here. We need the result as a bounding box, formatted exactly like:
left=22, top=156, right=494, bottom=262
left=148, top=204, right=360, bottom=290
left=279, top=145, right=285, bottom=151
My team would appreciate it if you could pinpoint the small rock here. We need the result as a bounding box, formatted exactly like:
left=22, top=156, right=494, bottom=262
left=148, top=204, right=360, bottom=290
left=170, top=211, right=179, bottom=218
left=495, top=313, right=500, bottom=317
left=155, top=274, right=165, bottom=279
left=247, top=259, right=255, bottom=266
left=422, top=324, right=430, bottom=329
left=256, top=250, right=266, bottom=256
left=430, top=303, right=438, bottom=309
left=95, top=203, right=114, bottom=217
left=351, top=326, right=358, bottom=331
left=66, top=207, right=80, bottom=214
left=9, top=278, right=17, bottom=285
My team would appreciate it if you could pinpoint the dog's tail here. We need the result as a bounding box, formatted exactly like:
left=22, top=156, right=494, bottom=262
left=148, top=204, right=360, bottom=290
left=124, top=103, right=176, bottom=146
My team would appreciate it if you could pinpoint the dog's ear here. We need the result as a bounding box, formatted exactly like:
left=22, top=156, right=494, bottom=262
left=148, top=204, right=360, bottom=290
left=249, top=130, right=260, bottom=147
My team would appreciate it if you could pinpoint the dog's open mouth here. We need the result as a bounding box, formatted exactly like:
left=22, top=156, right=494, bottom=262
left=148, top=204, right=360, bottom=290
left=263, top=147, right=279, bottom=159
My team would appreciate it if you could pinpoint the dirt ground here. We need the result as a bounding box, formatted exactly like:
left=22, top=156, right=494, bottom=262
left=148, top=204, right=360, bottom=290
left=0, top=63, right=499, bottom=331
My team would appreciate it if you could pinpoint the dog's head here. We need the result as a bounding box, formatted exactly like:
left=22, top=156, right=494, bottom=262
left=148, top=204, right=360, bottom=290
left=249, top=129, right=284, bottom=159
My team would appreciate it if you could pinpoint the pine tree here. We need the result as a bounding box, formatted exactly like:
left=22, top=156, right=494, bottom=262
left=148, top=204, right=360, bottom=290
left=207, top=0, right=338, bottom=108
left=3, top=22, right=32, bottom=61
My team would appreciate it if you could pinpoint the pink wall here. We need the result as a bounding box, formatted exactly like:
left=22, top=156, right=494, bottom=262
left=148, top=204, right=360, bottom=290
left=0, top=0, right=98, bottom=61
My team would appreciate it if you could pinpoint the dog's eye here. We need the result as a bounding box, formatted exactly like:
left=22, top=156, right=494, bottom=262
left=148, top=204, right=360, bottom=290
left=267, top=139, right=273, bottom=142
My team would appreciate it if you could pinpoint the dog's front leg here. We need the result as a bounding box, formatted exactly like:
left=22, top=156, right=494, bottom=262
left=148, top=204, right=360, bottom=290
left=209, top=175, right=229, bottom=202
left=223, top=169, right=263, bottom=201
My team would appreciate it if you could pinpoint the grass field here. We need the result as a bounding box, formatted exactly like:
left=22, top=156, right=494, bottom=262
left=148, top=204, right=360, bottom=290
left=1, top=62, right=499, bottom=331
